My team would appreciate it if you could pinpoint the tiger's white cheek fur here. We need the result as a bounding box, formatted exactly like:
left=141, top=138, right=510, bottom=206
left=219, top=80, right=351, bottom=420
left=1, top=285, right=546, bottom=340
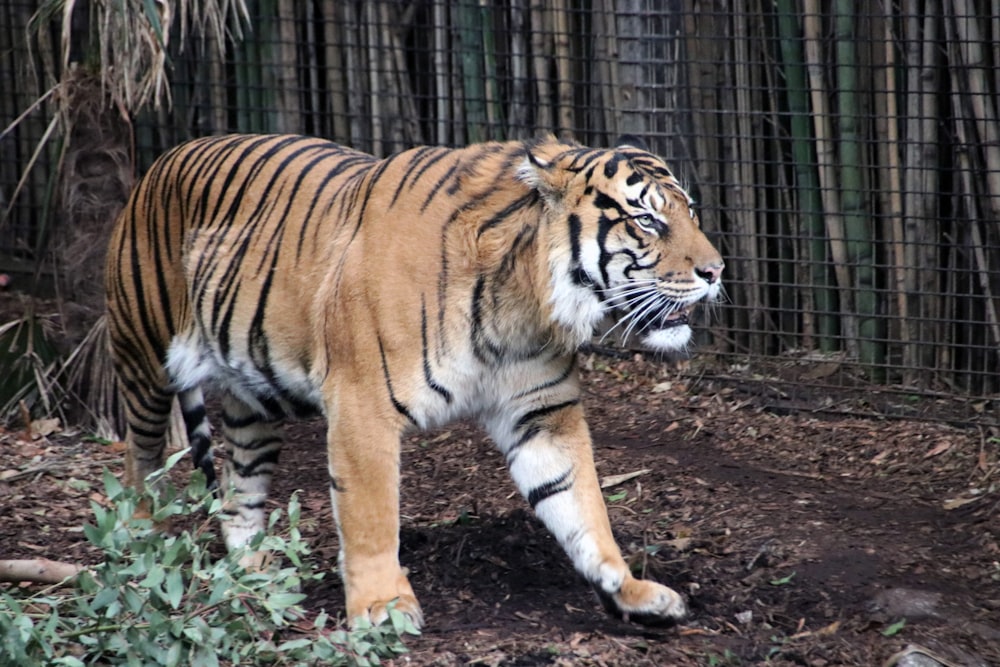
left=547, top=243, right=605, bottom=346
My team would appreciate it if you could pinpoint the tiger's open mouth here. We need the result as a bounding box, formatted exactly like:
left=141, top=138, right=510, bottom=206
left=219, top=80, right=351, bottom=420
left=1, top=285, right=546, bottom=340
left=633, top=303, right=696, bottom=334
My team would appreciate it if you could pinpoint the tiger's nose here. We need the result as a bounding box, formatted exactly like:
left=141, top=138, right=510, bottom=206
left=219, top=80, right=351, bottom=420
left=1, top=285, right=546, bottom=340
left=695, top=263, right=724, bottom=285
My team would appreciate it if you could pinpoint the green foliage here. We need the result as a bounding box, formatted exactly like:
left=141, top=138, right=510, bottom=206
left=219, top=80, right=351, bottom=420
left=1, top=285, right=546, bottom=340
left=0, top=452, right=418, bottom=665
left=0, top=312, right=63, bottom=422
left=881, top=618, right=906, bottom=637
left=767, top=572, right=796, bottom=586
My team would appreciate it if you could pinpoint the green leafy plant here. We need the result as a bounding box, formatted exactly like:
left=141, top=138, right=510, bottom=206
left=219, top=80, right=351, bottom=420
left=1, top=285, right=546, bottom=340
left=0, top=450, right=418, bottom=665
left=768, top=572, right=796, bottom=586
left=0, top=311, right=63, bottom=422
left=881, top=618, right=906, bottom=637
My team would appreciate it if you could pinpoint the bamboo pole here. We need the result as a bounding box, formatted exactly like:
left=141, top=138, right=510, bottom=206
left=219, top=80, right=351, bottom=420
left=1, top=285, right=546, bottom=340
left=322, top=1, right=348, bottom=142
left=386, top=4, right=423, bottom=146
left=339, top=2, right=365, bottom=148
left=616, top=0, right=647, bottom=139
left=875, top=3, right=911, bottom=383
left=835, top=1, right=881, bottom=374
left=551, top=0, right=573, bottom=138
left=457, top=0, right=487, bottom=144
left=530, top=0, right=552, bottom=131
left=753, top=1, right=794, bottom=342
left=302, top=0, right=322, bottom=135
left=994, top=1, right=1000, bottom=84
left=432, top=0, right=450, bottom=145
left=682, top=0, right=723, bottom=238
left=274, top=0, right=299, bottom=133
left=729, top=6, right=763, bottom=353
left=508, top=0, right=530, bottom=138
left=0, top=2, right=21, bottom=229
left=803, top=0, right=858, bottom=359
left=775, top=0, right=835, bottom=350
left=480, top=0, right=503, bottom=140
left=378, top=3, right=404, bottom=151
left=365, top=2, right=383, bottom=154
left=902, top=4, right=941, bottom=371
left=949, top=1, right=1000, bottom=219
left=596, top=0, right=622, bottom=141
left=945, top=13, right=1000, bottom=369
left=206, top=27, right=228, bottom=133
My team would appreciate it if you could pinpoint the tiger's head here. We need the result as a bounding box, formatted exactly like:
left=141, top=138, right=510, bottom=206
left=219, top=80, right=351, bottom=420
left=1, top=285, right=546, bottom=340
left=519, top=137, right=724, bottom=352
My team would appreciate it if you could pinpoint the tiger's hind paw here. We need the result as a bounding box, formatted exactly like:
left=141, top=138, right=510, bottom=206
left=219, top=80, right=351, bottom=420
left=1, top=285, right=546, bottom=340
left=596, top=577, right=688, bottom=627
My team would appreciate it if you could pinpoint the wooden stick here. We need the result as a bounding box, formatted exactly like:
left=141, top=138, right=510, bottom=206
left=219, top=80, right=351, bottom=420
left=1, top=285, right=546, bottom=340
left=0, top=558, right=84, bottom=585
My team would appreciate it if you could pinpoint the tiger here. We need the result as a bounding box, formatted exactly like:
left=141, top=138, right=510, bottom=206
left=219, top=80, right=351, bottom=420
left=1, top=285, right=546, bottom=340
left=105, top=133, right=724, bottom=630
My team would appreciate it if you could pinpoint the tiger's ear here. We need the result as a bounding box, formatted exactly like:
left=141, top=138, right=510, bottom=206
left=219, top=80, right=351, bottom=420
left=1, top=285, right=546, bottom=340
left=516, top=149, right=572, bottom=203
left=615, top=134, right=649, bottom=151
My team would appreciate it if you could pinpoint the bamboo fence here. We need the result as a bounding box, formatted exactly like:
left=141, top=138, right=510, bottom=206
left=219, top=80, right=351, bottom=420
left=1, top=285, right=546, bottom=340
left=1, top=1, right=998, bottom=397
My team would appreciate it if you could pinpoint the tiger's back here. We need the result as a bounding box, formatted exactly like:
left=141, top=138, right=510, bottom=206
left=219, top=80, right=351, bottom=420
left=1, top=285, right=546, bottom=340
left=106, top=133, right=723, bottom=630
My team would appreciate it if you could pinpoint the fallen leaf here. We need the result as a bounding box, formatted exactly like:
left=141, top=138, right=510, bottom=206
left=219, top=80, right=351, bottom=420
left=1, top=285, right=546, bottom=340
left=943, top=495, right=980, bottom=510
left=600, top=469, right=650, bottom=489
left=664, top=537, right=692, bottom=551
left=801, top=361, right=840, bottom=380
left=29, top=418, right=61, bottom=438
left=923, top=441, right=951, bottom=458
left=870, top=450, right=890, bottom=465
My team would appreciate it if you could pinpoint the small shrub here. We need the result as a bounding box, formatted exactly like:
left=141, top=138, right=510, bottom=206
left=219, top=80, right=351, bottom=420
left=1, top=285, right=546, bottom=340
left=0, top=312, right=63, bottom=423
left=0, top=449, right=418, bottom=665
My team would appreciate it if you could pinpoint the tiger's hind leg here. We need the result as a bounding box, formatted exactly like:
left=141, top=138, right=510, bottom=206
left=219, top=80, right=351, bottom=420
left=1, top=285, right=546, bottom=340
left=493, top=402, right=688, bottom=626
left=177, top=387, right=216, bottom=489
left=217, top=392, right=284, bottom=567
left=121, top=382, right=174, bottom=494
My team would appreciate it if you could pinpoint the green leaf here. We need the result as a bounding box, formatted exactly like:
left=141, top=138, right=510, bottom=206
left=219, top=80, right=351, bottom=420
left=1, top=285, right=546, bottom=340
left=882, top=618, right=906, bottom=636
left=605, top=491, right=627, bottom=502
left=102, top=468, right=125, bottom=500
left=91, top=586, right=118, bottom=612
left=165, top=568, right=185, bottom=609
left=266, top=592, right=306, bottom=609
left=140, top=565, right=166, bottom=590
left=769, top=571, right=796, bottom=586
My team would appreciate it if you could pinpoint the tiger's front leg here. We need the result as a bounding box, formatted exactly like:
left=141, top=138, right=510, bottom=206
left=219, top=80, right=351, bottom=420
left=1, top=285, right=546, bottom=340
left=493, top=402, right=688, bottom=626
left=326, top=395, right=423, bottom=630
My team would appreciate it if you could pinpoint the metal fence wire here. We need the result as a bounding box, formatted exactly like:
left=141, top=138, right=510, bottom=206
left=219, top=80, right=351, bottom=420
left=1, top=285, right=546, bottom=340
left=2, top=1, right=999, bottom=403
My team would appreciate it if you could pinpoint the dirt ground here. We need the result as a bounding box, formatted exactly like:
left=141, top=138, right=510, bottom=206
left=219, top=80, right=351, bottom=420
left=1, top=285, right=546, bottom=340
left=2, top=339, right=998, bottom=665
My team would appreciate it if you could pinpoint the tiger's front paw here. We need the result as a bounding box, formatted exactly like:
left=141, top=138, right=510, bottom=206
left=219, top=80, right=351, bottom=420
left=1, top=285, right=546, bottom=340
left=350, top=594, right=424, bottom=631
left=595, top=577, right=688, bottom=627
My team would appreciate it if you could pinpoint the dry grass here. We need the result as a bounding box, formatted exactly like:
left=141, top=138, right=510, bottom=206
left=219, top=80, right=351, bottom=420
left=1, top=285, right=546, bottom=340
left=34, top=0, right=248, bottom=113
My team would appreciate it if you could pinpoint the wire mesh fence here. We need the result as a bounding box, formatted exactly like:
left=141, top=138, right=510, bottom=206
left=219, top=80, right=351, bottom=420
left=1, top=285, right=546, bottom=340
left=2, top=1, right=999, bottom=404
